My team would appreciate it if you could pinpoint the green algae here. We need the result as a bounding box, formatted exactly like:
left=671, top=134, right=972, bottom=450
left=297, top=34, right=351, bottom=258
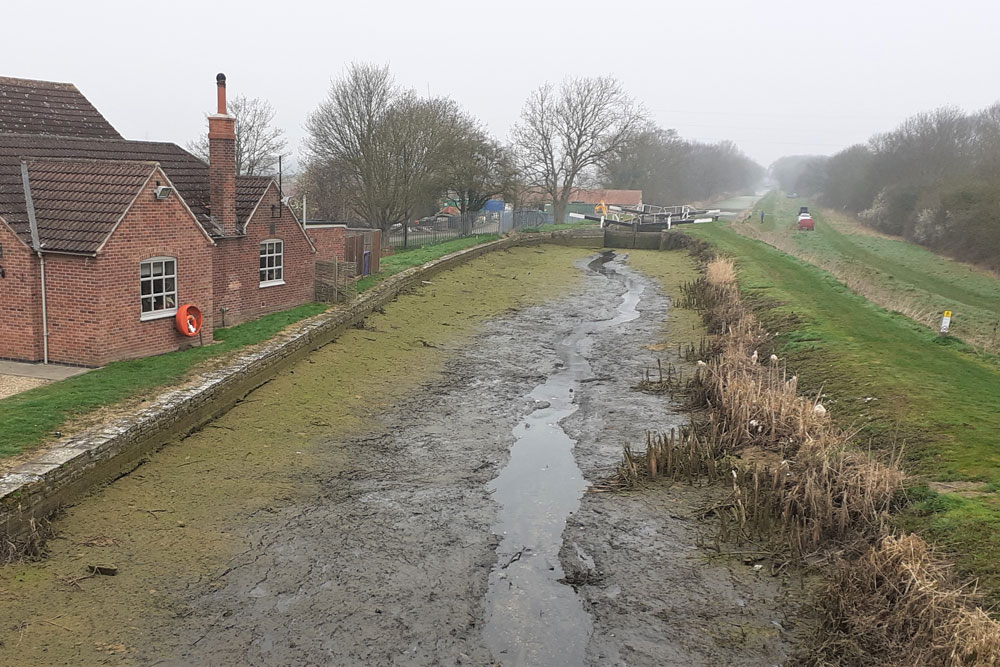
left=624, top=249, right=704, bottom=352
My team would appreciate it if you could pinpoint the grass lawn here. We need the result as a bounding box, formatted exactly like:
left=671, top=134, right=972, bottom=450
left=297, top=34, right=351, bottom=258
left=356, top=234, right=499, bottom=292
left=519, top=221, right=600, bottom=233
left=685, top=219, right=1000, bottom=605
left=0, top=303, right=329, bottom=460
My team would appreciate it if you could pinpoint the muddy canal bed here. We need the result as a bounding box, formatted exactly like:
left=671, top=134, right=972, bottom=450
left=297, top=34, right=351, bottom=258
left=146, top=251, right=800, bottom=666
left=0, top=246, right=803, bottom=666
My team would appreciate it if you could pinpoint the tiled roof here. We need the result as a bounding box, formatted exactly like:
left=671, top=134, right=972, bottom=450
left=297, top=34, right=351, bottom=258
left=0, top=133, right=211, bottom=252
left=236, top=175, right=272, bottom=226
left=24, top=159, right=156, bottom=254
left=0, top=134, right=276, bottom=253
left=0, top=78, right=278, bottom=253
left=0, top=76, right=123, bottom=140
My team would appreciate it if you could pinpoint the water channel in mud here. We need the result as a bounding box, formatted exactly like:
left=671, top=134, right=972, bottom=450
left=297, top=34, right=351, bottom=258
left=483, top=251, right=645, bottom=666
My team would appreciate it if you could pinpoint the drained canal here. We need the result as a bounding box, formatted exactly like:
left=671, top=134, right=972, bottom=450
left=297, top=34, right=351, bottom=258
left=0, top=245, right=802, bottom=666
left=484, top=251, right=644, bottom=665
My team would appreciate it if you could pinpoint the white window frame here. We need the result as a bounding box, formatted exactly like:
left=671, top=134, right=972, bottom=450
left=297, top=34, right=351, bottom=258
left=139, top=256, right=178, bottom=321
left=259, top=239, right=285, bottom=287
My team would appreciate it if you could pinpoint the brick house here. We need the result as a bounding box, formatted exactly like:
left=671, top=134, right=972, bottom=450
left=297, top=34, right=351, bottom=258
left=0, top=74, right=326, bottom=366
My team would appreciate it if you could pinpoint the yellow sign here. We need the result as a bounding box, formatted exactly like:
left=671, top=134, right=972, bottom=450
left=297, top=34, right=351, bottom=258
left=944, top=310, right=952, bottom=317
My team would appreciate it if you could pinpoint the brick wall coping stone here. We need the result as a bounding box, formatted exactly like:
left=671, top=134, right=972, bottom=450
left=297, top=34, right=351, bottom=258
left=0, top=229, right=603, bottom=537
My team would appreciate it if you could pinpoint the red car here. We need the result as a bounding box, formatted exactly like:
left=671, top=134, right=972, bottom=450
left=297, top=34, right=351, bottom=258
left=798, top=214, right=815, bottom=231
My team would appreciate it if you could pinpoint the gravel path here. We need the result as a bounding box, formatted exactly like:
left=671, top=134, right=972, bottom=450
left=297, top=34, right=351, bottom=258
left=0, top=374, right=47, bottom=399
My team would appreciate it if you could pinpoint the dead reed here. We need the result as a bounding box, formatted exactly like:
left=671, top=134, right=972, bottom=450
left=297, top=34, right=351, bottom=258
left=597, top=426, right=729, bottom=491
left=806, top=534, right=1000, bottom=666
left=633, top=359, right=685, bottom=396
left=625, top=252, right=1000, bottom=664
left=1, top=517, right=51, bottom=564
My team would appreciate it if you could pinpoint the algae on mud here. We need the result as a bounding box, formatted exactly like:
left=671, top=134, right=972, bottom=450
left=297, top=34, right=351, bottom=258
left=0, top=244, right=594, bottom=666
left=625, top=249, right=704, bottom=350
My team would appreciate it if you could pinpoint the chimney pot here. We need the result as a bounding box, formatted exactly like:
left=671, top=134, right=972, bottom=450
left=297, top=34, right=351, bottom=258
left=216, top=73, right=227, bottom=115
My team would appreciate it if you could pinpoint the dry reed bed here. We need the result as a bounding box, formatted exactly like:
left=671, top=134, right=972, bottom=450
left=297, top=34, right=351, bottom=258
left=620, top=257, right=906, bottom=551
left=811, top=535, right=1000, bottom=666
left=613, top=240, right=1000, bottom=665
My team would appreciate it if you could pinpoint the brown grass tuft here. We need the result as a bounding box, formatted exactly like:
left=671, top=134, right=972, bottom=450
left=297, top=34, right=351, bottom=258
left=706, top=257, right=737, bottom=286
left=804, top=534, right=1000, bottom=666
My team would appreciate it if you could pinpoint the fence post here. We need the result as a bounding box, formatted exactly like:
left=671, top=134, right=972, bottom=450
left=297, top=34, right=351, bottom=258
left=403, top=222, right=408, bottom=249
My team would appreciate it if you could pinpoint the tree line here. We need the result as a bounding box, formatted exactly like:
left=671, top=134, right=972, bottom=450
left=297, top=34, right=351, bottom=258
left=195, top=63, right=763, bottom=232
left=772, top=105, right=1000, bottom=270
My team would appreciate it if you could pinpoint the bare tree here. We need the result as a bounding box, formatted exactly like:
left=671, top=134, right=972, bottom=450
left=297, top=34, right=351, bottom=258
left=438, top=120, right=517, bottom=214
left=513, top=76, right=645, bottom=224
left=305, top=63, right=465, bottom=231
left=293, top=157, right=358, bottom=222
left=188, top=95, right=288, bottom=176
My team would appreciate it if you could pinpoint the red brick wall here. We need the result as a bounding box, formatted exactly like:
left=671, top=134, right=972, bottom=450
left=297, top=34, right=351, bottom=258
left=42, top=168, right=215, bottom=366
left=211, top=183, right=316, bottom=328
left=0, top=222, right=43, bottom=361
left=306, top=225, right=347, bottom=262
left=209, top=115, right=237, bottom=235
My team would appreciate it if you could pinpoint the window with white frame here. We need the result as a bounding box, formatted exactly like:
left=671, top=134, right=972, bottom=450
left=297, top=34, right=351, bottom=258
left=259, top=239, right=284, bottom=286
left=140, top=257, right=177, bottom=319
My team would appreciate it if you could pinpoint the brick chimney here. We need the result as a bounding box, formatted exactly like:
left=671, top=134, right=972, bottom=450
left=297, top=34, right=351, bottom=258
left=208, top=73, right=237, bottom=235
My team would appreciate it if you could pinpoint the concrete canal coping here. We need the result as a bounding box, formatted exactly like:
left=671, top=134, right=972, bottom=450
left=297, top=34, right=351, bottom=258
left=0, top=229, right=606, bottom=539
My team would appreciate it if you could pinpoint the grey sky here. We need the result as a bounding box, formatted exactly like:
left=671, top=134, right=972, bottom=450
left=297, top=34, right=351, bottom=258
left=6, top=0, right=1000, bottom=169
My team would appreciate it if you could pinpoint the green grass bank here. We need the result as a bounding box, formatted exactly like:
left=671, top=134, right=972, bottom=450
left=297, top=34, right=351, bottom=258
left=686, top=217, right=1000, bottom=605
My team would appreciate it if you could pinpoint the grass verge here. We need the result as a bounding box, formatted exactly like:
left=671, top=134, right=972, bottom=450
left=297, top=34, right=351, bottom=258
left=683, top=220, right=1000, bottom=607
left=518, top=221, right=600, bottom=233
left=0, top=303, right=329, bottom=460
left=745, top=192, right=1000, bottom=352
left=357, top=234, right=499, bottom=292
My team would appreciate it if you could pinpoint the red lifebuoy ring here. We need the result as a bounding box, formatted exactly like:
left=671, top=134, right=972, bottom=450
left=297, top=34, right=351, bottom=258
left=176, top=304, right=203, bottom=337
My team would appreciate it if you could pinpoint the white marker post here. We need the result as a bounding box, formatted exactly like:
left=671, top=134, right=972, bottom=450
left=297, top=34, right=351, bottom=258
left=940, top=310, right=952, bottom=334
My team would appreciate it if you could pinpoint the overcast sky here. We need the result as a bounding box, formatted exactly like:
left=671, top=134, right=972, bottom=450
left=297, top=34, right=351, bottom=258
left=6, top=0, right=1000, bottom=169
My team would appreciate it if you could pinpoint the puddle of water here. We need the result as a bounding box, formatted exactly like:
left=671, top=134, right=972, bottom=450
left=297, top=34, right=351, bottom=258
left=483, top=251, right=645, bottom=666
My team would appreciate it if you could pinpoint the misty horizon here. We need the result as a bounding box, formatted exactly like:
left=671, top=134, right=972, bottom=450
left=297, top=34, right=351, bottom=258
left=5, top=0, right=999, bottom=171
